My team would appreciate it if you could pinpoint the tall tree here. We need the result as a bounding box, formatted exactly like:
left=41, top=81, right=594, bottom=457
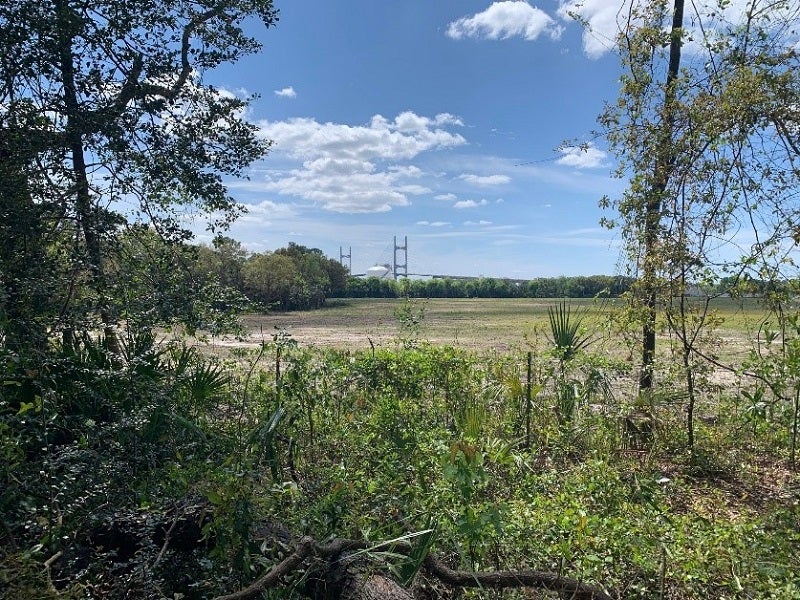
left=0, top=0, right=277, bottom=355
left=599, top=0, right=685, bottom=392
left=600, top=0, right=800, bottom=409
left=243, top=252, right=302, bottom=310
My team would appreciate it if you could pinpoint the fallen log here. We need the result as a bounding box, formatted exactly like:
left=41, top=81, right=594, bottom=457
left=213, top=535, right=613, bottom=600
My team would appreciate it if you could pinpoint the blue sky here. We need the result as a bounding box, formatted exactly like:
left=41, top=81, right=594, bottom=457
left=200, top=1, right=632, bottom=278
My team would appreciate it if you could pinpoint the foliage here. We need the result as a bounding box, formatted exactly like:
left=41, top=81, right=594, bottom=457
left=548, top=300, right=593, bottom=363
left=743, top=310, right=800, bottom=469
left=0, top=0, right=278, bottom=358
left=2, top=0, right=800, bottom=595
left=2, top=306, right=800, bottom=598
left=343, top=274, right=635, bottom=300
left=592, top=0, right=800, bottom=455
left=222, top=242, right=351, bottom=311
left=545, top=301, right=610, bottom=429
left=598, top=0, right=800, bottom=384
left=393, top=294, right=427, bottom=349
left=109, top=227, right=250, bottom=336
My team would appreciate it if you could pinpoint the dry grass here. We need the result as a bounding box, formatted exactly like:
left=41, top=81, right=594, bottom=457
left=229, top=297, right=619, bottom=353
left=206, top=296, right=774, bottom=362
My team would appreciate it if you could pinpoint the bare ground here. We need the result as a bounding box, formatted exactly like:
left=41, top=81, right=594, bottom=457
left=218, top=299, right=559, bottom=353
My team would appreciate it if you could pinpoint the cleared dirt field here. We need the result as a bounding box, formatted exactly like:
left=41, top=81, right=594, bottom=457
left=218, top=297, right=770, bottom=362
left=230, top=298, right=604, bottom=352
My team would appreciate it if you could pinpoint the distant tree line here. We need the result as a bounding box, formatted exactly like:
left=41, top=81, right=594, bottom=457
left=123, top=230, right=628, bottom=327
left=709, top=276, right=800, bottom=299
left=344, top=274, right=635, bottom=300
left=191, top=239, right=634, bottom=309
left=193, top=239, right=349, bottom=311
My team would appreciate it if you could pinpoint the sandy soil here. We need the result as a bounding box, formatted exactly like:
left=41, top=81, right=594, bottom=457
left=204, top=299, right=761, bottom=372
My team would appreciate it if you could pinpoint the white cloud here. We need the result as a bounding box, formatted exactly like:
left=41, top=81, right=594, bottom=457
left=464, top=220, right=493, bottom=226
left=454, top=199, right=489, bottom=209
left=435, top=193, right=457, bottom=201
left=557, top=144, right=607, bottom=168
left=398, top=184, right=432, bottom=195
left=390, top=165, right=423, bottom=177
left=394, top=111, right=463, bottom=132
left=274, top=86, right=297, bottom=98
left=417, top=220, right=451, bottom=227
left=237, top=199, right=296, bottom=222
left=458, top=173, right=511, bottom=186
left=447, top=1, right=563, bottom=42
left=259, top=112, right=465, bottom=162
left=556, top=0, right=622, bottom=59
left=254, top=112, right=466, bottom=213
left=557, top=0, right=800, bottom=59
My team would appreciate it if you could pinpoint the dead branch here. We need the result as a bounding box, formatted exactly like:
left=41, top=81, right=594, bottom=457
left=211, top=533, right=613, bottom=600
left=152, top=503, right=192, bottom=569
left=211, top=536, right=316, bottom=600
left=43, top=551, right=63, bottom=593
left=423, top=553, right=613, bottom=600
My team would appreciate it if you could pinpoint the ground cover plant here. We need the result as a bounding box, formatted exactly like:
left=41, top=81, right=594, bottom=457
left=3, top=0, right=800, bottom=597
left=3, top=296, right=799, bottom=599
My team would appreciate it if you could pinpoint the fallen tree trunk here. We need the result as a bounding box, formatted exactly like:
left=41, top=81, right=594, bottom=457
left=213, top=535, right=613, bottom=600
left=316, top=567, right=414, bottom=600
left=304, top=542, right=414, bottom=600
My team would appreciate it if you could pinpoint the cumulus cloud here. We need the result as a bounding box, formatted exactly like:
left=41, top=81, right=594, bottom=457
left=556, top=0, right=622, bottom=59
left=259, top=162, right=422, bottom=213
left=459, top=173, right=511, bottom=186
left=254, top=112, right=466, bottom=213
left=435, top=193, right=457, bottom=201
left=393, top=111, right=463, bottom=132
left=238, top=199, right=296, bottom=220
left=464, top=220, right=493, bottom=226
left=447, top=1, right=563, bottom=41
left=556, top=144, right=608, bottom=168
left=558, top=0, right=800, bottom=59
left=454, top=199, right=489, bottom=209
left=417, top=220, right=451, bottom=227
left=444, top=0, right=800, bottom=61
left=274, top=86, right=297, bottom=98
left=259, top=112, right=465, bottom=162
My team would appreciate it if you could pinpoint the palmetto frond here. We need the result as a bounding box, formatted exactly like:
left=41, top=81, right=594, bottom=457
left=547, top=300, right=593, bottom=363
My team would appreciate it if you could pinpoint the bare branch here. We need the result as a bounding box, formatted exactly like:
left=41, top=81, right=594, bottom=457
left=422, top=553, right=613, bottom=600
left=211, top=536, right=316, bottom=600
left=211, top=533, right=613, bottom=600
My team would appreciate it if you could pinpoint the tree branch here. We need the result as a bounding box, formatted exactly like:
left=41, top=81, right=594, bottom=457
left=211, top=533, right=613, bottom=600
left=211, top=536, right=316, bottom=600
left=138, top=5, right=227, bottom=101
left=422, top=553, right=613, bottom=600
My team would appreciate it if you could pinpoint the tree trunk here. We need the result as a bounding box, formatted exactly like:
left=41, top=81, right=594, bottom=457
left=639, top=0, right=685, bottom=392
left=338, top=574, right=413, bottom=600
left=55, top=0, right=121, bottom=356
left=306, top=556, right=413, bottom=600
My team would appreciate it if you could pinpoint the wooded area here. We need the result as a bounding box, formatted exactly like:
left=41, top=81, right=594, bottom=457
left=192, top=237, right=635, bottom=305
left=2, top=0, right=800, bottom=598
